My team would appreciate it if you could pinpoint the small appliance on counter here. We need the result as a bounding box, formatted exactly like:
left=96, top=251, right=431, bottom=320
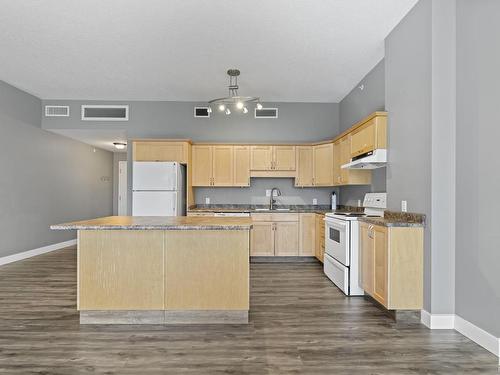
left=132, top=162, right=186, bottom=216
left=331, top=191, right=337, bottom=210
left=323, top=192, right=387, bottom=296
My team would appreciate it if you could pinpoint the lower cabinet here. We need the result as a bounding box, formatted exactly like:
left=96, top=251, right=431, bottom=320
left=250, top=213, right=303, bottom=256
left=315, top=214, right=325, bottom=262
left=299, top=213, right=316, bottom=256
left=360, top=222, right=423, bottom=310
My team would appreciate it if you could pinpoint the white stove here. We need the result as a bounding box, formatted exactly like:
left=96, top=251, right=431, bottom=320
left=323, top=193, right=387, bottom=296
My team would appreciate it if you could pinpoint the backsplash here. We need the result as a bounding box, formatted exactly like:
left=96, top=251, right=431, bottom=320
left=194, top=178, right=337, bottom=206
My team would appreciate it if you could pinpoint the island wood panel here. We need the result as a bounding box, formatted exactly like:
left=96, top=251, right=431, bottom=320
left=388, top=227, right=424, bottom=310
left=233, top=145, right=250, bottom=186
left=78, top=230, right=165, bottom=310
left=165, top=230, right=249, bottom=310
left=299, top=213, right=316, bottom=256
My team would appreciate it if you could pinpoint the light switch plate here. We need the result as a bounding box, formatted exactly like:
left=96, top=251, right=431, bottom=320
left=312, top=198, right=318, bottom=205
left=205, top=197, right=210, bottom=204
left=401, top=200, right=407, bottom=212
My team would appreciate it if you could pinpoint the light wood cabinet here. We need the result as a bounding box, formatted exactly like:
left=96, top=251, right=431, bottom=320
left=233, top=146, right=251, bottom=187
left=250, top=146, right=273, bottom=170
left=133, top=141, right=189, bottom=163
left=299, top=213, right=316, bottom=256
left=192, top=145, right=213, bottom=186
left=250, top=222, right=275, bottom=256
left=250, top=213, right=299, bottom=257
left=295, top=146, right=314, bottom=187
left=212, top=145, right=234, bottom=186
left=192, top=145, right=234, bottom=186
left=313, top=143, right=334, bottom=186
left=315, top=214, right=325, bottom=263
left=250, top=145, right=296, bottom=171
left=332, top=136, right=371, bottom=186
left=359, top=223, right=423, bottom=310
left=350, top=116, right=387, bottom=158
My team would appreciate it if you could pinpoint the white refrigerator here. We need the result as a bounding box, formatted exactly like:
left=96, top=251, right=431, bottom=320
left=132, top=162, right=186, bottom=216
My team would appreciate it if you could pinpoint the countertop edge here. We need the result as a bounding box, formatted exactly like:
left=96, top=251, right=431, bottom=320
left=51, top=224, right=253, bottom=231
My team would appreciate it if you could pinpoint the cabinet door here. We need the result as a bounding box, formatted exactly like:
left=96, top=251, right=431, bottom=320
left=274, top=146, right=296, bottom=170
left=360, top=223, right=374, bottom=295
left=340, top=136, right=351, bottom=184
left=212, top=145, right=234, bottom=186
left=313, top=143, right=334, bottom=186
left=332, top=141, right=342, bottom=186
left=373, top=225, right=388, bottom=307
left=191, top=145, right=213, bottom=186
left=295, top=146, right=313, bottom=187
left=233, top=146, right=250, bottom=187
left=274, top=222, right=299, bottom=256
left=351, top=121, right=376, bottom=158
left=315, top=214, right=325, bottom=262
left=250, top=146, right=273, bottom=170
left=299, top=213, right=316, bottom=256
left=250, top=222, right=275, bottom=256
left=133, top=141, right=188, bottom=163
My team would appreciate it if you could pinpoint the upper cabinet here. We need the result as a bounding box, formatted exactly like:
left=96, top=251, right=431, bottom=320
left=332, top=136, right=371, bottom=186
left=133, top=141, right=190, bottom=163
left=250, top=145, right=296, bottom=171
left=295, top=146, right=314, bottom=187
left=192, top=145, right=234, bottom=186
left=233, top=146, right=251, bottom=187
left=350, top=115, right=387, bottom=158
left=312, top=143, right=334, bottom=186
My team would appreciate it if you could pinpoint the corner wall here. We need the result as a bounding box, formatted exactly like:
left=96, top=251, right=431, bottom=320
left=0, top=80, right=113, bottom=258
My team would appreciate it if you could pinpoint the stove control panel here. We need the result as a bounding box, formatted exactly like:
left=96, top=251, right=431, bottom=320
left=363, top=193, right=387, bottom=209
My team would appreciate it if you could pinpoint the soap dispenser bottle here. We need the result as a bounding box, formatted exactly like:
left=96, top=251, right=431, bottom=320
left=331, top=191, right=337, bottom=211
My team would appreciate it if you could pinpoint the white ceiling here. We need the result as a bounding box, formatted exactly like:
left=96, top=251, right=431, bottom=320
left=0, top=0, right=417, bottom=102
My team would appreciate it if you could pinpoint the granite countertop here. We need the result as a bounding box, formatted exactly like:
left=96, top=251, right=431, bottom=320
left=359, top=211, right=426, bottom=228
left=187, top=204, right=357, bottom=215
left=51, top=216, right=253, bottom=231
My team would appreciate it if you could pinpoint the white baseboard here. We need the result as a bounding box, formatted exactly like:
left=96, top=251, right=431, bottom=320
left=0, top=239, right=76, bottom=266
left=420, top=310, right=455, bottom=329
left=421, top=310, right=500, bottom=361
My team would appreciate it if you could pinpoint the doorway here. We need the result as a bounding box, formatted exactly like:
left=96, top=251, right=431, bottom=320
left=118, top=161, right=128, bottom=215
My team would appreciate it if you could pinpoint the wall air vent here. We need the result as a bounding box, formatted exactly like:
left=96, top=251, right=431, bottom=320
left=254, top=108, right=278, bottom=119
left=45, top=105, right=70, bottom=117
left=81, top=105, right=129, bottom=121
left=194, top=107, right=210, bottom=118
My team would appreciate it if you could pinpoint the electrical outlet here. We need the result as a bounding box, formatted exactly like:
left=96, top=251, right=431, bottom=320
left=401, top=200, right=407, bottom=212
left=312, top=198, right=318, bottom=205
left=265, top=189, right=271, bottom=197
left=205, top=197, right=210, bottom=204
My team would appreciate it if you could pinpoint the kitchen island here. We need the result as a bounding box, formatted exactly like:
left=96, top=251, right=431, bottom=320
left=51, top=216, right=252, bottom=324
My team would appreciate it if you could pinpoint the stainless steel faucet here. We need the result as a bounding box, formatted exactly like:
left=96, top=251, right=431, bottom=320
left=269, top=187, right=281, bottom=210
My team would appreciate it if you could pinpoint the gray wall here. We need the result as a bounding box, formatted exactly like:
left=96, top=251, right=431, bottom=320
left=195, top=178, right=336, bottom=206
left=385, top=0, right=433, bottom=311
left=42, top=101, right=339, bottom=143
left=338, top=59, right=387, bottom=206
left=456, top=0, right=500, bottom=337
left=0, top=81, right=113, bottom=258
left=112, top=152, right=127, bottom=215
left=42, top=100, right=340, bottom=211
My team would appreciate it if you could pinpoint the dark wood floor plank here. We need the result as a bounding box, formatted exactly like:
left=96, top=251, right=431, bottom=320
left=0, top=248, right=497, bottom=374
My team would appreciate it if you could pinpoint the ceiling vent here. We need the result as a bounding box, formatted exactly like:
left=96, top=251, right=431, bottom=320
left=81, top=105, right=129, bottom=121
left=194, top=107, right=210, bottom=118
left=45, top=105, right=70, bottom=117
left=255, top=108, right=278, bottom=119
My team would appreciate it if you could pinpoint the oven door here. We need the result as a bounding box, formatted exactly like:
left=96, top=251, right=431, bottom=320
left=324, top=217, right=350, bottom=266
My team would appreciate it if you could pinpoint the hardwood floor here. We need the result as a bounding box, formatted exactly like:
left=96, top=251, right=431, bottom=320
left=0, top=247, right=497, bottom=374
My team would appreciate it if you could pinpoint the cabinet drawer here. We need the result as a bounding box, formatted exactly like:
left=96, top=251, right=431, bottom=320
left=251, top=213, right=299, bottom=222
